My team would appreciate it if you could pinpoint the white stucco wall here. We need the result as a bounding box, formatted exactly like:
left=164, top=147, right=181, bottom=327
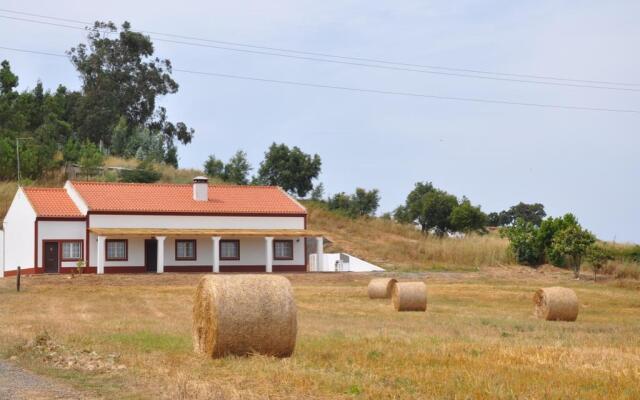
left=88, top=236, right=146, bottom=267
left=37, top=220, right=86, bottom=269
left=88, top=236, right=305, bottom=268
left=163, top=237, right=305, bottom=267
left=2, top=188, right=36, bottom=272
left=89, top=214, right=305, bottom=230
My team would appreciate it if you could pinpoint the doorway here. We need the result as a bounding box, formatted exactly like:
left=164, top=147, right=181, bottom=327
left=145, top=239, right=158, bottom=272
left=44, top=241, right=59, bottom=273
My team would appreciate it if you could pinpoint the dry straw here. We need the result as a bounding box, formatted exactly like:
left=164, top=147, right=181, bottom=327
left=368, top=278, right=398, bottom=299
left=192, top=274, right=297, bottom=358
left=533, top=287, right=579, bottom=321
left=392, top=282, right=427, bottom=312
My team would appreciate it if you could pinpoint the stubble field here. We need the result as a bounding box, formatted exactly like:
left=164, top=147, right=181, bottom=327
left=0, top=268, right=638, bottom=399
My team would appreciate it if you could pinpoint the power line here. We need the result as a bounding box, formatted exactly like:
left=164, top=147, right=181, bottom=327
left=0, top=9, right=638, bottom=88
left=0, top=46, right=68, bottom=58
left=1, top=45, right=638, bottom=115
left=1, top=14, right=638, bottom=93
left=1, top=15, right=637, bottom=93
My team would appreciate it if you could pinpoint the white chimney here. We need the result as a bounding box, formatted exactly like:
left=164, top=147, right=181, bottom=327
left=193, top=176, right=209, bottom=201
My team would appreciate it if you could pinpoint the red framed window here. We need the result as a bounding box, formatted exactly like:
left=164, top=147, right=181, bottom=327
left=106, top=239, right=128, bottom=261
left=220, top=240, right=240, bottom=260
left=273, top=240, right=294, bottom=260
left=175, top=239, right=197, bottom=260
left=61, top=240, right=83, bottom=261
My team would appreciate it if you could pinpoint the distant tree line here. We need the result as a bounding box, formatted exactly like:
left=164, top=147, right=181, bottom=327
left=393, top=182, right=487, bottom=236
left=0, top=21, right=193, bottom=180
left=487, top=202, right=546, bottom=226
left=204, top=142, right=323, bottom=197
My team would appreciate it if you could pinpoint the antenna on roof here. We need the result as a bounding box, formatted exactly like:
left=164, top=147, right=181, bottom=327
left=15, top=137, right=33, bottom=187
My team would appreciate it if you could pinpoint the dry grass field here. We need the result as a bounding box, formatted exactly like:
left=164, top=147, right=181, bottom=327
left=0, top=269, right=638, bottom=399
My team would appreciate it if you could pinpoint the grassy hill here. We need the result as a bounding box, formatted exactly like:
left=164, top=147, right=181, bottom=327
left=305, top=201, right=511, bottom=271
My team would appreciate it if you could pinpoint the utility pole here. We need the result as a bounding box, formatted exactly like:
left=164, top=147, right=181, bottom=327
left=16, top=137, right=33, bottom=187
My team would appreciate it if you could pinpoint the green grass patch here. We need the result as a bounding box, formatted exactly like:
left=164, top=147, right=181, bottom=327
left=105, top=331, right=190, bottom=353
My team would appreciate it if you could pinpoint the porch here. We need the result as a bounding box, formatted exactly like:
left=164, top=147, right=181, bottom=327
left=89, top=228, right=326, bottom=274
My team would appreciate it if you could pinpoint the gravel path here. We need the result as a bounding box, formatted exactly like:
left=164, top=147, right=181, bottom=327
left=0, top=360, right=91, bottom=400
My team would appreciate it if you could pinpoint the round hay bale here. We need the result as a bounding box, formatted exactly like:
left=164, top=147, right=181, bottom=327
left=192, top=274, right=297, bottom=358
left=533, top=287, right=579, bottom=321
left=367, top=278, right=398, bottom=299
left=391, top=282, right=427, bottom=311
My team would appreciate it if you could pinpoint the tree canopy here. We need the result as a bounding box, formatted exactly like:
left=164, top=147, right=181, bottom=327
left=488, top=202, right=546, bottom=227
left=394, top=182, right=487, bottom=236
left=327, top=188, right=380, bottom=218
left=0, top=21, right=194, bottom=180
left=450, top=198, right=488, bottom=234
left=224, top=150, right=252, bottom=185
left=256, top=143, right=321, bottom=197
left=68, top=21, right=193, bottom=151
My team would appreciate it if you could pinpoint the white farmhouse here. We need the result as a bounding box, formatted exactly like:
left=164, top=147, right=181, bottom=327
left=1, top=177, right=327, bottom=276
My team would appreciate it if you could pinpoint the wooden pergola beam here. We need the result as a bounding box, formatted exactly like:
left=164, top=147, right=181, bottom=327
left=88, top=227, right=328, bottom=239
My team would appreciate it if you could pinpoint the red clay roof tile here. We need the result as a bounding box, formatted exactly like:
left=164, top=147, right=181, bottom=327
left=22, top=188, right=83, bottom=218
left=70, top=181, right=306, bottom=215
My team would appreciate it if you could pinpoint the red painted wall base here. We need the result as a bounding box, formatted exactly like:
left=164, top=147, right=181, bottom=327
left=3, top=265, right=307, bottom=276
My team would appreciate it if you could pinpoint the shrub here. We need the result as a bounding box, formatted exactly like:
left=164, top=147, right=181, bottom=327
left=586, top=244, right=613, bottom=281
left=119, top=162, right=161, bottom=183
left=539, top=214, right=579, bottom=267
left=500, top=219, right=542, bottom=265
left=550, top=225, right=595, bottom=278
left=327, top=188, right=380, bottom=218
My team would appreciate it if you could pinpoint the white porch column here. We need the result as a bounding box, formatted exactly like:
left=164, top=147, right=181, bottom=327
left=211, top=236, right=221, bottom=273
left=97, top=235, right=105, bottom=274
left=156, top=236, right=166, bottom=274
left=265, top=236, right=274, bottom=273
left=316, top=236, right=324, bottom=272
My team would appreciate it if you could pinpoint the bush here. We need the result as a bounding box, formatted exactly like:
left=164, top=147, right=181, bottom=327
left=327, top=188, right=380, bottom=218
left=119, top=163, right=161, bottom=183
left=586, top=244, right=612, bottom=281
left=549, top=223, right=595, bottom=278
left=500, top=219, right=542, bottom=265
left=539, top=214, right=579, bottom=267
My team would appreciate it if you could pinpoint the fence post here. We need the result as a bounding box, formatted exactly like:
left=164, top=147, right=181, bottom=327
left=16, top=266, right=21, bottom=292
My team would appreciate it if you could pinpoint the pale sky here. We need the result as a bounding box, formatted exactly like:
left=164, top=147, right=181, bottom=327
left=0, top=1, right=638, bottom=242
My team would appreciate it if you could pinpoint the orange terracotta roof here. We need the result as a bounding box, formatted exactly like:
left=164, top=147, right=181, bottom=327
left=23, top=188, right=83, bottom=218
left=70, top=181, right=306, bottom=215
